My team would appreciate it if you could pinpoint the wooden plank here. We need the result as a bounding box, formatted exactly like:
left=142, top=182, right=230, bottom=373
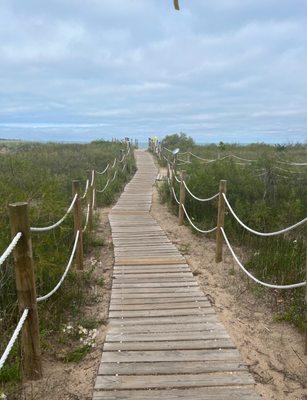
left=113, top=267, right=190, bottom=274
left=115, top=258, right=185, bottom=266
left=94, top=371, right=254, bottom=390
left=93, top=387, right=260, bottom=400
left=109, top=308, right=215, bottom=319
left=108, top=322, right=225, bottom=334
left=103, top=338, right=234, bottom=351
left=110, top=296, right=208, bottom=305
left=105, top=329, right=228, bottom=341
left=112, top=282, right=197, bottom=288
left=110, top=289, right=204, bottom=297
left=113, top=272, right=193, bottom=279
left=109, top=301, right=210, bottom=310
left=101, top=349, right=241, bottom=363
left=98, top=360, right=245, bottom=375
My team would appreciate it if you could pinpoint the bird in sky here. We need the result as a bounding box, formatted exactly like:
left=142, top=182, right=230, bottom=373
left=174, top=0, right=180, bottom=11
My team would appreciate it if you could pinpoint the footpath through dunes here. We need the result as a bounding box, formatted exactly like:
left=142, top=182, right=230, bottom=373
left=92, top=150, right=260, bottom=400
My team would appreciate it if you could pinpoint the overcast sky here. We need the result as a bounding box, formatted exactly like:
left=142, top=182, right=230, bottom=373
left=0, top=0, right=307, bottom=143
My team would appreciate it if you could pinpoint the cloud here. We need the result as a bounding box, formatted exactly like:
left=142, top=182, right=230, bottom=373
left=0, top=0, right=306, bottom=143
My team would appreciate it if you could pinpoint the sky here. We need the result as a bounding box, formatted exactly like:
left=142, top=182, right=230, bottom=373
left=0, top=0, right=307, bottom=144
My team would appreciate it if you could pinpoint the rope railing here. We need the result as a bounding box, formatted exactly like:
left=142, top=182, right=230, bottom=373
left=162, top=146, right=307, bottom=166
left=223, top=193, right=307, bottom=237
left=0, top=308, right=29, bottom=370
left=30, top=194, right=78, bottom=233
left=110, top=170, right=118, bottom=183
left=37, top=231, right=80, bottom=302
left=277, top=160, right=307, bottom=166
left=0, top=232, right=22, bottom=266
left=170, top=185, right=180, bottom=204
left=96, top=164, right=109, bottom=175
left=81, top=179, right=89, bottom=199
left=96, top=178, right=110, bottom=193
left=182, top=204, right=217, bottom=234
left=184, top=181, right=219, bottom=202
left=173, top=172, right=181, bottom=183
left=119, top=153, right=126, bottom=163
left=111, top=158, right=117, bottom=168
left=0, top=143, right=134, bottom=377
left=90, top=170, right=95, bottom=186
left=82, top=204, right=90, bottom=232
left=157, top=145, right=307, bottom=352
left=221, top=228, right=306, bottom=289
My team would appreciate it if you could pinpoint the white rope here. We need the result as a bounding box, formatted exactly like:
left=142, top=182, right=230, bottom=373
left=119, top=153, right=126, bottom=163
left=173, top=173, right=181, bottom=183
left=96, top=164, right=109, bottom=175
left=183, top=181, right=219, bottom=202
left=275, top=166, right=306, bottom=174
left=0, top=308, right=29, bottom=370
left=126, top=147, right=130, bottom=156
left=182, top=204, right=217, bottom=234
left=81, top=180, right=89, bottom=199
left=223, top=193, right=307, bottom=236
left=37, top=231, right=80, bottom=302
left=82, top=204, right=90, bottom=232
left=111, top=158, right=117, bottom=168
left=177, top=158, right=190, bottom=164
left=171, top=186, right=180, bottom=204
left=92, top=189, right=96, bottom=211
left=162, top=153, right=171, bottom=164
left=189, top=152, right=255, bottom=163
left=111, top=170, right=117, bottom=183
left=96, top=178, right=110, bottom=193
left=221, top=228, right=306, bottom=289
left=30, top=194, right=77, bottom=232
left=91, top=170, right=95, bottom=186
left=189, top=152, right=212, bottom=162
left=277, top=160, right=307, bottom=166
left=163, top=146, right=173, bottom=153
left=0, top=233, right=22, bottom=266
left=122, top=163, right=126, bottom=172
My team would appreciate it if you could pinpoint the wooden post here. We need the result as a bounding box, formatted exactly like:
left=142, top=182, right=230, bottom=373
left=8, top=202, right=42, bottom=380
left=87, top=171, right=93, bottom=233
left=178, top=170, right=186, bottom=226
left=187, top=153, right=190, bottom=163
left=72, top=180, right=83, bottom=270
left=215, top=180, right=227, bottom=263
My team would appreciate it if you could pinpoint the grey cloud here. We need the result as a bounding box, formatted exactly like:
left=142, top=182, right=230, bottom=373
left=0, top=0, right=306, bottom=143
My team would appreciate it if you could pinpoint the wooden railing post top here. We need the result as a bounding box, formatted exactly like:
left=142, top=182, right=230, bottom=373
left=9, top=201, right=28, bottom=209
left=72, top=180, right=81, bottom=193
left=219, top=180, right=227, bottom=192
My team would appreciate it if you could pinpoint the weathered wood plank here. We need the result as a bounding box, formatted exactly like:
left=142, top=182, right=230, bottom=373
left=95, top=371, right=254, bottom=390
left=109, top=308, right=215, bottom=319
left=98, top=360, right=245, bottom=375
left=109, top=301, right=210, bottom=311
left=93, top=387, right=260, bottom=400
left=101, top=349, right=241, bottom=363
left=105, top=330, right=229, bottom=342
left=103, top=338, right=234, bottom=351
left=108, top=322, right=225, bottom=334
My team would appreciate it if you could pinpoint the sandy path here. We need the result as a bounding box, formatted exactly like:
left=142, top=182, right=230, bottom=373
left=151, top=182, right=306, bottom=400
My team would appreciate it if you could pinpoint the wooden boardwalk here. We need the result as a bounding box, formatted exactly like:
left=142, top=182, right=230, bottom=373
left=93, top=150, right=260, bottom=400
